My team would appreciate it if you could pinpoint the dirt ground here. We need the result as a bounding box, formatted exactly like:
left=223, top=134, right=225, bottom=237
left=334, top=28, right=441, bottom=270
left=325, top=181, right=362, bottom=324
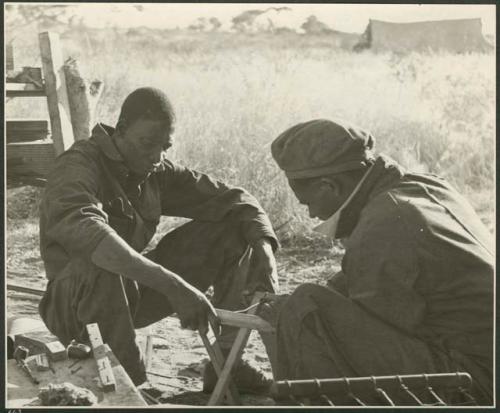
left=6, top=185, right=342, bottom=406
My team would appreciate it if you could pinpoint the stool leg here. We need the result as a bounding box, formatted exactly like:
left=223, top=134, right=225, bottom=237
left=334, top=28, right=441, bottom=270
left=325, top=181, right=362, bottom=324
left=208, top=326, right=252, bottom=405
left=207, top=294, right=262, bottom=406
left=200, top=331, right=240, bottom=405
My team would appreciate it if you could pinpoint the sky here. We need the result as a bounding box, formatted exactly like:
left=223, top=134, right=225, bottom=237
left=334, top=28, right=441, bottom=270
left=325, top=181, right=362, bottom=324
left=8, top=3, right=497, bottom=35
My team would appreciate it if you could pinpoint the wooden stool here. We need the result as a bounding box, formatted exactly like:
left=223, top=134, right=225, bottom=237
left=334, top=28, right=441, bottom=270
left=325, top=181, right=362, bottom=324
left=200, top=292, right=275, bottom=405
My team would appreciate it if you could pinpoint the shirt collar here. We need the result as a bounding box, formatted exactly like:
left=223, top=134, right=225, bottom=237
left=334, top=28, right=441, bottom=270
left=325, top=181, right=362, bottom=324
left=333, top=155, right=405, bottom=239
left=91, top=123, right=131, bottom=181
left=91, top=123, right=167, bottom=183
left=92, top=123, right=124, bottom=162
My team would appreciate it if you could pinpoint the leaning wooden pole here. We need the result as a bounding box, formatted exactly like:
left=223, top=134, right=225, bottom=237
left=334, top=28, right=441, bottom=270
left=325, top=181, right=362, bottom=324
left=64, top=57, right=103, bottom=141
left=38, top=32, right=75, bottom=156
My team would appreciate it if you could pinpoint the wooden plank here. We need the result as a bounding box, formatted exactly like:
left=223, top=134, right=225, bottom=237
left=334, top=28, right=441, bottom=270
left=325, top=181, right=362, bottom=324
left=86, top=323, right=116, bottom=392
left=7, top=119, right=49, bottom=143
left=39, top=32, right=75, bottom=155
left=7, top=283, right=44, bottom=296
left=6, top=82, right=46, bottom=97
left=215, top=309, right=274, bottom=333
left=7, top=141, right=55, bottom=177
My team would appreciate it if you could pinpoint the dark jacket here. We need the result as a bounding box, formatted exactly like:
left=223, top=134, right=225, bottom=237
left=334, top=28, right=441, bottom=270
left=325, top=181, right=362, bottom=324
left=340, top=155, right=493, bottom=396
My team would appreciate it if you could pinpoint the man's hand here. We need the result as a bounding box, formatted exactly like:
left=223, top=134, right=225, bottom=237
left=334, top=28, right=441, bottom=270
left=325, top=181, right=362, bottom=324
left=91, top=233, right=219, bottom=335
left=243, top=238, right=279, bottom=297
left=168, top=278, right=219, bottom=335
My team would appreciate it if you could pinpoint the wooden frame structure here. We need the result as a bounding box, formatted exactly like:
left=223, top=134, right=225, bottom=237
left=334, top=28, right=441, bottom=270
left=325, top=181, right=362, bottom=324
left=6, top=32, right=102, bottom=182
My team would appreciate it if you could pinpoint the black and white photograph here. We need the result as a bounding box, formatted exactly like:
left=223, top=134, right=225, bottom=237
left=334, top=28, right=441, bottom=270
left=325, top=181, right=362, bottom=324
left=4, top=2, right=495, bottom=408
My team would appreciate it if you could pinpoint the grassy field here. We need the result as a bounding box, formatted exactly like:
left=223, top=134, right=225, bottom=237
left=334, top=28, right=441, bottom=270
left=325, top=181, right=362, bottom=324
left=7, top=29, right=495, bottom=238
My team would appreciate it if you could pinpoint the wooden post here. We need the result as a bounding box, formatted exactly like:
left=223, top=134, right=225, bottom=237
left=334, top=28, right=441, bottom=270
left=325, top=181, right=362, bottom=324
left=38, top=32, right=75, bottom=156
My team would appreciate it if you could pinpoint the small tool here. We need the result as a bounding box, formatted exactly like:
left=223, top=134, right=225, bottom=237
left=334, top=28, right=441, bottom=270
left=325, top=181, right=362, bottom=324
left=67, top=339, right=91, bottom=359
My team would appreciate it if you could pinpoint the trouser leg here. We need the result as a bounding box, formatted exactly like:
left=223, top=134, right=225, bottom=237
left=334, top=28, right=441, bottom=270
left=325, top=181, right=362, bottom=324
left=276, top=283, right=454, bottom=380
left=39, top=268, right=147, bottom=386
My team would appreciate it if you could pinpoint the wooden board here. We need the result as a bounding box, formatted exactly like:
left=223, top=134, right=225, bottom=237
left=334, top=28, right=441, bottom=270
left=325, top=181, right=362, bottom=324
left=6, top=346, right=146, bottom=407
left=7, top=141, right=56, bottom=177
left=216, top=309, right=274, bottom=333
left=39, top=32, right=75, bottom=155
left=7, top=119, right=49, bottom=143
left=6, top=82, right=46, bottom=97
left=86, top=323, right=116, bottom=392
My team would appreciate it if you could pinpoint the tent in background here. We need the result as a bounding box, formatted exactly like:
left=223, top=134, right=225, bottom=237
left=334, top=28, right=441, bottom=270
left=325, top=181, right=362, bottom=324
left=354, top=18, right=493, bottom=53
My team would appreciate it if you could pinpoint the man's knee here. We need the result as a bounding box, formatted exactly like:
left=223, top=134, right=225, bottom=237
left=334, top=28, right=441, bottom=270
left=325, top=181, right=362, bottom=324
left=287, top=283, right=332, bottom=305
left=277, top=283, right=326, bottom=322
left=279, top=283, right=351, bottom=327
left=153, top=220, right=247, bottom=263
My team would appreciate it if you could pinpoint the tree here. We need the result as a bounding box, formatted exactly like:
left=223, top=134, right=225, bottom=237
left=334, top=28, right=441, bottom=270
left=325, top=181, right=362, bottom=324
left=188, top=17, right=208, bottom=32
left=209, top=17, right=222, bottom=32
left=6, top=4, right=71, bottom=34
left=231, top=9, right=265, bottom=32
left=301, top=15, right=333, bottom=35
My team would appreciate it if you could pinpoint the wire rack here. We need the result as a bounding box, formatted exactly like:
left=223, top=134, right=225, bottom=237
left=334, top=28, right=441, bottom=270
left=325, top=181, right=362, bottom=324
left=271, top=372, right=477, bottom=406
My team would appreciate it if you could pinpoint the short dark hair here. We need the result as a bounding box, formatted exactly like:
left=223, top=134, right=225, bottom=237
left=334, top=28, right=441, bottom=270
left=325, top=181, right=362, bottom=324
left=116, top=87, right=175, bottom=131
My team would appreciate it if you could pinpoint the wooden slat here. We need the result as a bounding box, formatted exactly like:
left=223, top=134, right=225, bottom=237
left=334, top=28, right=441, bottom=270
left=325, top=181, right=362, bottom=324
left=200, top=332, right=239, bottom=405
left=7, top=120, right=49, bottom=143
left=39, top=32, right=75, bottom=155
left=215, top=309, right=274, bottom=333
left=6, top=82, right=46, bottom=97
left=86, top=323, right=117, bottom=392
left=7, top=284, right=44, bottom=296
left=7, top=141, right=55, bottom=177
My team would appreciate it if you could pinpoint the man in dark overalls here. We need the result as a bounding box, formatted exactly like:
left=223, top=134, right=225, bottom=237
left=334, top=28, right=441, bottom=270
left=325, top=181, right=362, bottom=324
left=39, top=87, right=279, bottom=393
left=269, top=119, right=493, bottom=405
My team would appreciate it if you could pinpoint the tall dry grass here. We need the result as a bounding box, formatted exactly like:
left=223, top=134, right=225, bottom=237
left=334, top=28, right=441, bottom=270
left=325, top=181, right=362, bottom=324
left=7, top=29, right=495, bottom=240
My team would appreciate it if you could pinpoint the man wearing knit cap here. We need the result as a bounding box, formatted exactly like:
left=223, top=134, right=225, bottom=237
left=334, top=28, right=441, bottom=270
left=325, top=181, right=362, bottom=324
left=269, top=119, right=493, bottom=405
left=38, top=87, right=279, bottom=395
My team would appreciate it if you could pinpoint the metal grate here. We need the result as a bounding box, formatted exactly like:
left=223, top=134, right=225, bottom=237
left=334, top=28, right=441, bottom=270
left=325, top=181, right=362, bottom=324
left=271, top=372, right=477, bottom=406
